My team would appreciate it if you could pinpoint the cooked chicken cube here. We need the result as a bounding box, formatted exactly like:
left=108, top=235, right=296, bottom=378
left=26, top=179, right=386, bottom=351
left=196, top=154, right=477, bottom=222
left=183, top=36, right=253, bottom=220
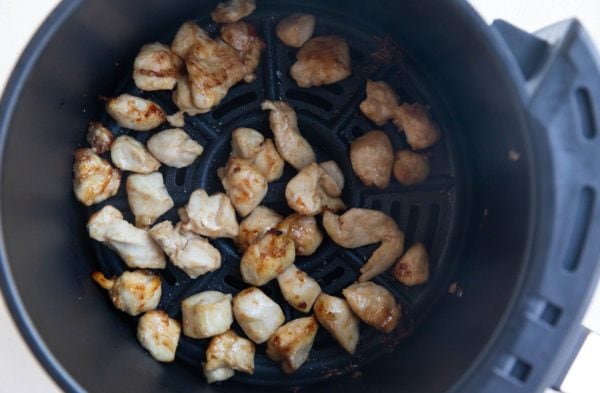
left=232, top=287, right=285, bottom=344
left=171, top=75, right=209, bottom=119
left=319, top=160, right=344, bottom=197
left=313, top=293, right=360, bottom=354
left=204, top=330, right=255, bottom=374
left=111, top=136, right=161, bottom=174
left=277, top=214, right=323, bottom=256
left=181, top=291, right=233, bottom=338
left=393, top=103, right=441, bottom=150
left=323, top=209, right=404, bottom=282
left=106, top=94, right=166, bottom=131
left=277, top=265, right=321, bottom=312
left=394, top=242, right=430, bottom=286
left=276, top=13, right=315, bottom=48
left=203, top=365, right=235, bottom=384
left=149, top=221, right=221, bottom=278
left=86, top=122, right=114, bottom=154
left=261, top=100, right=316, bottom=170
left=350, top=130, right=394, bottom=189
left=253, top=139, right=285, bottom=182
left=235, top=206, right=283, bottom=252
left=181, top=189, right=239, bottom=238
left=359, top=80, right=400, bottom=126
left=91, top=270, right=161, bottom=316
left=73, top=148, right=121, bottom=206
left=88, top=206, right=166, bottom=269
left=267, top=316, right=318, bottom=374
left=146, top=128, right=203, bottom=168
left=218, top=157, right=268, bottom=217
left=342, top=282, right=401, bottom=333
left=231, top=127, right=284, bottom=182
left=137, top=310, right=181, bottom=362
left=171, top=21, right=211, bottom=59
left=240, top=229, right=295, bottom=286
left=211, top=0, right=256, bottom=23
left=285, top=163, right=345, bottom=216
left=220, top=21, right=265, bottom=83
left=290, top=36, right=351, bottom=88
left=393, top=150, right=430, bottom=186
left=133, top=43, right=183, bottom=91
left=126, top=172, right=174, bottom=227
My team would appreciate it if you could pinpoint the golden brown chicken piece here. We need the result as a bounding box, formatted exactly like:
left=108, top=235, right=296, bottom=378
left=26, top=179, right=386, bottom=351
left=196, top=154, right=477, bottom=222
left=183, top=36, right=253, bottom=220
left=73, top=148, right=121, bottom=206
left=126, top=172, right=174, bottom=228
left=181, top=291, right=233, bottom=339
left=285, top=162, right=345, bottom=216
left=220, top=21, right=265, bottom=83
left=267, top=316, right=319, bottom=374
left=276, top=214, right=323, bottom=256
left=277, top=265, right=321, bottom=313
left=91, top=270, right=162, bottom=316
left=235, top=206, right=283, bottom=252
left=394, top=242, right=430, bottom=286
left=276, top=13, right=315, bottom=48
left=232, top=287, right=285, bottom=344
left=342, top=282, right=401, bottom=333
left=146, top=128, right=204, bottom=168
left=359, top=80, right=400, bottom=126
left=137, top=310, right=181, bottom=362
left=230, top=127, right=284, bottom=182
left=110, top=136, right=161, bottom=174
left=290, top=36, right=351, bottom=88
left=133, top=43, right=183, bottom=91
left=204, top=330, right=255, bottom=374
left=171, top=21, right=211, bottom=59
left=350, top=130, right=394, bottom=189
left=313, top=293, right=360, bottom=354
left=393, top=150, right=430, bottom=186
left=106, top=94, right=166, bottom=131
left=181, top=189, right=239, bottom=238
left=203, top=365, right=235, bottom=384
left=169, top=76, right=208, bottom=126
left=319, top=160, right=344, bottom=196
left=218, top=157, right=268, bottom=217
left=393, top=103, right=441, bottom=150
left=86, top=122, right=114, bottom=154
left=240, top=229, right=295, bottom=286
left=211, top=0, right=256, bottom=23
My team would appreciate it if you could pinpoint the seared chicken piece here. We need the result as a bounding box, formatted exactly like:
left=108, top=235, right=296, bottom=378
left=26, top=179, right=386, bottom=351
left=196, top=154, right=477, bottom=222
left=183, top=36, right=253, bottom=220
left=276, top=214, right=323, bottom=256
left=181, top=291, right=233, bottom=338
left=393, top=150, right=430, bottom=186
left=253, top=139, right=285, bottom=182
left=232, top=287, right=285, bottom=344
left=88, top=206, right=166, bottom=269
left=86, top=122, right=114, bottom=154
left=133, top=43, right=183, bottom=91
left=150, top=221, right=221, bottom=278
left=285, top=163, right=345, bottom=216
left=126, top=172, right=174, bottom=227
left=323, top=209, right=404, bottom=282
left=394, top=242, right=430, bottom=286
left=350, top=130, right=394, bottom=189
left=220, top=21, right=265, bottom=83
left=277, top=265, right=321, bottom=312
left=276, top=13, right=315, bottom=48
left=240, top=229, right=295, bottom=286
left=111, top=136, right=161, bottom=174
left=393, top=103, right=441, bottom=150
left=171, top=21, right=211, bottom=59
left=205, top=330, right=255, bottom=375
left=313, top=293, right=360, bottom=354
left=235, top=206, right=283, bottom=252
left=73, top=148, right=121, bottom=206
left=290, top=36, right=351, bottom=88
left=106, top=94, right=166, bottom=131
left=267, top=316, right=318, bottom=374
left=211, top=0, right=256, bottom=23
left=146, top=128, right=204, bottom=168
left=319, top=160, right=344, bottom=197
left=137, top=310, right=181, bottom=362
left=261, top=100, right=316, bottom=170
left=231, top=127, right=284, bottom=182
left=203, top=365, right=235, bottom=384
left=342, top=282, right=401, bottom=333
left=181, top=189, right=239, bottom=238
left=91, top=270, right=161, bottom=316
left=218, top=157, right=268, bottom=217
left=359, top=80, right=400, bottom=126
left=171, top=75, right=209, bottom=119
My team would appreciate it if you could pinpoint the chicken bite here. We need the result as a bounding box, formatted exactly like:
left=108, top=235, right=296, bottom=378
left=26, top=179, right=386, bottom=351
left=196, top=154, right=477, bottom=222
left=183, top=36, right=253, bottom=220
left=394, top=242, right=430, bottom=286
left=393, top=150, right=430, bottom=186
left=218, top=157, right=268, bottom=217
left=111, top=136, right=161, bottom=174
left=133, top=43, right=183, bottom=91
left=220, top=21, right=265, bottom=83
left=319, top=160, right=344, bottom=197
left=313, top=293, right=360, bottom=354
left=204, top=330, right=255, bottom=375
left=267, top=316, right=318, bottom=374
left=181, top=291, right=233, bottom=339
left=231, top=127, right=284, bottom=182
left=126, top=172, right=174, bottom=228
left=232, top=287, right=285, bottom=344
left=137, top=310, right=181, bottom=362
left=106, top=94, right=166, bottom=131
left=240, top=229, right=295, bottom=286
left=290, top=36, right=351, bottom=88
left=73, top=148, right=121, bottom=206
left=285, top=162, right=345, bottom=216
left=181, top=189, right=239, bottom=238
left=86, top=122, right=114, bottom=154
left=342, top=282, right=401, bottom=333
left=350, top=130, right=394, bottom=189
left=211, top=0, right=256, bottom=23
left=276, top=13, right=315, bottom=48
left=88, top=205, right=166, bottom=269
left=169, top=76, right=208, bottom=126
left=393, top=103, right=441, bottom=150
left=276, top=214, right=323, bottom=256
left=277, top=265, right=321, bottom=312
left=146, top=128, right=204, bottom=168
left=91, top=270, right=161, bottom=316
left=359, top=80, right=400, bottom=126
left=203, top=365, right=235, bottom=384
left=171, top=21, right=211, bottom=59
left=323, top=209, right=404, bottom=282
left=235, top=206, right=283, bottom=252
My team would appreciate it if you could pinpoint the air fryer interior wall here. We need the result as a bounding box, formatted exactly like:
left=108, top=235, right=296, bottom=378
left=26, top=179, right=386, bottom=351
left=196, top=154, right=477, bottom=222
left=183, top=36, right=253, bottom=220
left=0, top=1, right=533, bottom=392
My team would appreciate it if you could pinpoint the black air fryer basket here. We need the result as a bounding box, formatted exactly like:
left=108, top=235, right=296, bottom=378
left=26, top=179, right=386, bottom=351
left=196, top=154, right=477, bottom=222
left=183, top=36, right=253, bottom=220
left=1, top=1, right=600, bottom=393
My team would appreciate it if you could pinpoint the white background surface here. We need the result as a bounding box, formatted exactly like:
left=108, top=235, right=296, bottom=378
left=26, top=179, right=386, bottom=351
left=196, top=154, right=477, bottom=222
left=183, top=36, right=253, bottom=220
left=1, top=1, right=599, bottom=392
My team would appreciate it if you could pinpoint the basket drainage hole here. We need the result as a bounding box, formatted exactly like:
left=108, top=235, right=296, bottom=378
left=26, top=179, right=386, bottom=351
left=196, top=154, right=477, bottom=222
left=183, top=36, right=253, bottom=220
left=224, top=274, right=246, bottom=290
left=212, top=91, right=258, bottom=120
left=496, top=355, right=532, bottom=384
left=285, top=89, right=333, bottom=112
left=175, top=167, right=187, bottom=186
left=526, top=297, right=562, bottom=327
left=318, top=266, right=345, bottom=286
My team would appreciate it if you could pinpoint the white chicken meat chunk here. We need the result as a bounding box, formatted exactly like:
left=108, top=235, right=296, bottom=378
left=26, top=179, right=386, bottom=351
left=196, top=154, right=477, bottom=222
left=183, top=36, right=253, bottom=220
left=126, top=172, right=174, bottom=228
left=150, top=221, right=221, bottom=279
left=240, top=229, right=295, bottom=286
left=231, top=127, right=284, bottom=182
left=285, top=163, right=345, bottom=216
left=277, top=265, right=321, bottom=313
left=73, top=148, right=121, bottom=206
left=323, top=208, right=404, bottom=282
left=181, top=189, right=239, bottom=238
left=235, top=206, right=283, bottom=252
left=342, top=282, right=401, bottom=333
left=359, top=80, right=400, bottom=126
left=313, top=293, right=360, bottom=354
left=133, top=43, right=183, bottom=91
left=181, top=291, right=233, bottom=339
left=267, top=316, right=318, bottom=374
left=203, top=365, right=235, bottom=384
left=276, top=214, right=323, bottom=256
left=350, top=130, right=394, bottom=189
left=211, top=0, right=256, bottom=23
left=290, top=36, right=351, bottom=88
left=146, top=128, right=204, bottom=168
left=261, top=100, right=316, bottom=170
left=205, top=330, right=255, bottom=375
left=106, top=94, right=166, bottom=131
left=86, top=122, right=114, bottom=154
left=319, top=160, right=344, bottom=197
left=393, top=150, right=430, bottom=186
left=394, top=242, right=430, bottom=286
left=220, top=21, right=265, bottom=83
left=393, top=103, right=441, bottom=150
left=171, top=21, right=211, bottom=59
left=232, top=287, right=285, bottom=344
left=276, top=13, right=315, bottom=48
left=111, top=136, right=161, bottom=174
left=91, top=270, right=162, bottom=316
left=137, top=310, right=181, bottom=362
left=253, top=139, right=285, bottom=182
left=218, top=157, right=268, bottom=217
left=87, top=206, right=166, bottom=269
left=170, top=75, right=208, bottom=123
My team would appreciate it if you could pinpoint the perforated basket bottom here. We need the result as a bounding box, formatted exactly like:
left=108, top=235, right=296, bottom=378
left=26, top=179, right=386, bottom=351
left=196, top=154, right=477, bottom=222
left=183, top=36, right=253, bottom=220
left=86, top=2, right=467, bottom=387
